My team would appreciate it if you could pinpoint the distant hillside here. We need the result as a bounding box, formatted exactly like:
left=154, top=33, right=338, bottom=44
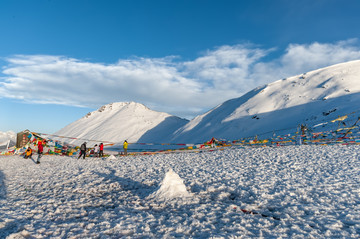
left=0, top=131, right=16, bottom=150
left=55, top=102, right=189, bottom=146
left=171, top=60, right=360, bottom=143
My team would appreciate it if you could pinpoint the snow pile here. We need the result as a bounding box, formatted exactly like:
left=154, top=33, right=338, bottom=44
left=149, top=168, right=192, bottom=201
left=107, top=155, right=117, bottom=160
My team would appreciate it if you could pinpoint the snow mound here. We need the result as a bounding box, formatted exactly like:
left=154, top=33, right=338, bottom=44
left=150, top=168, right=192, bottom=201
left=107, top=155, right=117, bottom=160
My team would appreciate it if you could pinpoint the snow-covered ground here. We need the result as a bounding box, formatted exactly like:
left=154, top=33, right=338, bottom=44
left=1, top=145, right=359, bottom=238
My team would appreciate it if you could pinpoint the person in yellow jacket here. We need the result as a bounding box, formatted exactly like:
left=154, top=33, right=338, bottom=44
left=123, top=140, right=128, bottom=156
left=24, top=147, right=33, bottom=159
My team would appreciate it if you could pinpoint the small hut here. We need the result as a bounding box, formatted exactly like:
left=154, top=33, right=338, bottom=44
left=16, top=130, right=32, bottom=148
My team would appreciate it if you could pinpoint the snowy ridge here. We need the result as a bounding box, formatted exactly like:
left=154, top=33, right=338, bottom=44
left=225, top=60, right=360, bottom=121
left=172, top=60, right=360, bottom=142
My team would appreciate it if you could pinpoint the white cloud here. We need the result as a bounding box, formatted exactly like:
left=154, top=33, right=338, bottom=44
left=281, top=39, right=360, bottom=73
left=183, top=44, right=273, bottom=92
left=1, top=55, right=203, bottom=109
left=1, top=40, right=360, bottom=118
left=251, top=39, right=360, bottom=84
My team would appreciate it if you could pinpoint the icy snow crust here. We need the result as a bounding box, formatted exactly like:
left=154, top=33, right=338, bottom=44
left=1, top=145, right=360, bottom=238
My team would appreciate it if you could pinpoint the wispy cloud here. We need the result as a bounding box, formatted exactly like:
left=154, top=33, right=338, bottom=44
left=1, top=40, right=360, bottom=118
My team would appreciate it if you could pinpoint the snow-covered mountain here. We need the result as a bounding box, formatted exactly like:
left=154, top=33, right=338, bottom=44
left=55, top=60, right=360, bottom=145
left=55, top=102, right=189, bottom=145
left=171, top=60, right=360, bottom=143
left=0, top=131, right=16, bottom=149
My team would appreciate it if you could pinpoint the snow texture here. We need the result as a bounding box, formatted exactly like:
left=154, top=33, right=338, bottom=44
left=1, top=145, right=360, bottom=238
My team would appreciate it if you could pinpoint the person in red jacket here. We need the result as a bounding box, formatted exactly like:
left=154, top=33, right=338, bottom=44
left=99, top=143, right=104, bottom=157
left=36, top=140, right=44, bottom=164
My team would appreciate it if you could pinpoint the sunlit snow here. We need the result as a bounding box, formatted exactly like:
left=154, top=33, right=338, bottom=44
left=149, top=168, right=193, bottom=201
left=1, top=145, right=360, bottom=238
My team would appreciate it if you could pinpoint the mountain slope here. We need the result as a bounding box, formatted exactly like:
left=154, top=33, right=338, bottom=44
left=171, top=60, right=360, bottom=143
left=55, top=102, right=189, bottom=145
left=0, top=131, right=16, bottom=150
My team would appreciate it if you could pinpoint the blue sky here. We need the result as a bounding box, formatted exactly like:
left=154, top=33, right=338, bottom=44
left=1, top=0, right=360, bottom=134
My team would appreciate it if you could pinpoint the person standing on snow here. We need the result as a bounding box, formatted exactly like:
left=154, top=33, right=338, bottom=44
left=99, top=143, right=104, bottom=157
left=94, top=144, right=100, bottom=157
left=36, top=140, right=44, bottom=164
left=78, top=142, right=87, bottom=159
left=123, top=140, right=128, bottom=156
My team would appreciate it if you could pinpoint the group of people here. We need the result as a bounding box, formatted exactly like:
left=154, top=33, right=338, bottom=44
left=77, top=140, right=128, bottom=159
left=78, top=142, right=104, bottom=159
left=23, top=139, right=45, bottom=164
left=23, top=139, right=129, bottom=161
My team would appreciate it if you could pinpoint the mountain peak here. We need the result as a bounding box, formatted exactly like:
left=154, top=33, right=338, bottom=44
left=85, top=102, right=152, bottom=118
left=56, top=101, right=188, bottom=144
